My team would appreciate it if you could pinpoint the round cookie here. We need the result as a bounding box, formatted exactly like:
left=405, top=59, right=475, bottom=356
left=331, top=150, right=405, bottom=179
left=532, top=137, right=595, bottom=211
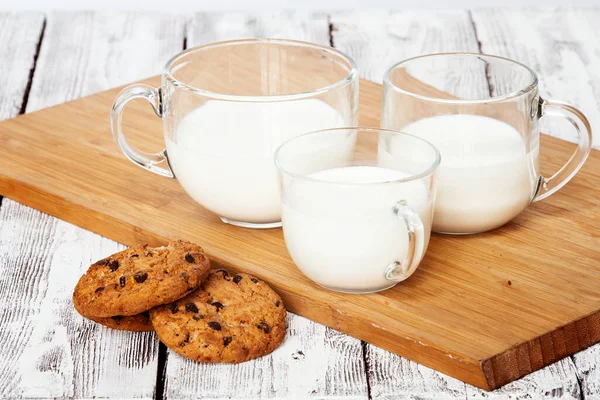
left=73, top=240, right=211, bottom=318
left=87, top=312, right=153, bottom=332
left=150, top=270, right=286, bottom=363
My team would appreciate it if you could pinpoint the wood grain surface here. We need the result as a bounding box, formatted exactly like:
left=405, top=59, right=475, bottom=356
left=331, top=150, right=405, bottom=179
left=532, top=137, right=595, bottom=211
left=1, top=9, right=599, bottom=399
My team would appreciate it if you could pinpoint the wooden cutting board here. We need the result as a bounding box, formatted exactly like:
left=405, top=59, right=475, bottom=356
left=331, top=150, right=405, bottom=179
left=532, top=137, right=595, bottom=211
left=1, top=76, right=599, bottom=391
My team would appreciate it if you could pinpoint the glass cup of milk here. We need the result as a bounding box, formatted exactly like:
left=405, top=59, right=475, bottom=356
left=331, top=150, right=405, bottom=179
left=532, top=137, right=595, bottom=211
left=382, top=53, right=593, bottom=234
left=110, top=39, right=358, bottom=228
left=275, top=127, right=440, bottom=293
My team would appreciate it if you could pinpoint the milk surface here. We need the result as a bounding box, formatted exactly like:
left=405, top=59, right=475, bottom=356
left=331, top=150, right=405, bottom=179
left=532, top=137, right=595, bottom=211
left=166, top=100, right=346, bottom=224
left=282, top=166, right=433, bottom=292
left=396, top=114, right=537, bottom=233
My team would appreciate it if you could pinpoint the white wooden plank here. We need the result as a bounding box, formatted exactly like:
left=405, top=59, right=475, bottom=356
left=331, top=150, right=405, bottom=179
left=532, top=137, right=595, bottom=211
left=330, top=9, right=480, bottom=82
left=471, top=8, right=600, bottom=149
left=466, top=359, right=580, bottom=399
left=0, top=12, right=46, bottom=398
left=0, top=12, right=186, bottom=398
left=365, top=345, right=468, bottom=399
left=330, top=9, right=587, bottom=399
left=26, top=11, right=185, bottom=112
left=187, top=10, right=330, bottom=46
left=572, top=344, right=600, bottom=399
left=163, top=11, right=368, bottom=399
left=367, top=344, right=582, bottom=399
left=0, top=12, right=44, bottom=119
left=366, top=345, right=582, bottom=400
left=366, top=347, right=582, bottom=399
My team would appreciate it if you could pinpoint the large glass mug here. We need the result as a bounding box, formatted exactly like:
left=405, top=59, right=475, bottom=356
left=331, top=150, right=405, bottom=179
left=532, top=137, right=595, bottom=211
left=275, top=127, right=440, bottom=293
left=381, top=53, right=592, bottom=234
left=111, top=39, right=358, bottom=229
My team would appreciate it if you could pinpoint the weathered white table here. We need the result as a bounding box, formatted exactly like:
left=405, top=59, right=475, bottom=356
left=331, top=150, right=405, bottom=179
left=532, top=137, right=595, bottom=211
left=0, top=9, right=599, bottom=399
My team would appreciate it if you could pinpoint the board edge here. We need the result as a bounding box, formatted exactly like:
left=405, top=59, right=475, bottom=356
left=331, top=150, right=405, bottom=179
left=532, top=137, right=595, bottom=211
left=481, top=310, right=600, bottom=390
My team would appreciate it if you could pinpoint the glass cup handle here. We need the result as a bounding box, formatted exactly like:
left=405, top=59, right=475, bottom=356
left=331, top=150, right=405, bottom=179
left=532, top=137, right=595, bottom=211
left=532, top=97, right=592, bottom=202
left=385, top=200, right=425, bottom=282
left=110, top=84, right=174, bottom=178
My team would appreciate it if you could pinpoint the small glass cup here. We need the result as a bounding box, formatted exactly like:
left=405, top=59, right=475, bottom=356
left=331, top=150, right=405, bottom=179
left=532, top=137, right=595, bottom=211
left=275, top=127, right=440, bottom=293
left=111, top=39, right=358, bottom=229
left=381, top=53, right=592, bottom=234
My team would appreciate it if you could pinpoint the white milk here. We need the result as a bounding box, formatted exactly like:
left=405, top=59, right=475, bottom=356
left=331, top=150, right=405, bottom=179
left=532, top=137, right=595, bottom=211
left=282, top=166, right=433, bottom=292
left=166, top=100, right=347, bottom=224
left=397, top=114, right=537, bottom=233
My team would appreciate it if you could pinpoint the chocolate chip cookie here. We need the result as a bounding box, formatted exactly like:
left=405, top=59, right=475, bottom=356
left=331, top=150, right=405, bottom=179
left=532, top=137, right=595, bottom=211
left=87, top=312, right=153, bottom=332
left=73, top=240, right=210, bottom=318
left=150, top=270, right=286, bottom=363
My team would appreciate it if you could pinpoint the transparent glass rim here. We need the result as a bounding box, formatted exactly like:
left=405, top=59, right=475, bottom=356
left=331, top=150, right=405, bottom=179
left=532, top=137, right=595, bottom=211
left=274, top=127, right=441, bottom=185
left=383, top=52, right=539, bottom=105
left=163, top=38, right=359, bottom=102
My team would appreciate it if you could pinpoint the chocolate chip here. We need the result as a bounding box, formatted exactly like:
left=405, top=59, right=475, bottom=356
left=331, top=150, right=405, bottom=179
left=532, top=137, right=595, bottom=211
left=233, top=275, right=242, bottom=284
left=130, top=254, right=139, bottom=258
left=95, top=259, right=109, bottom=266
left=275, top=300, right=280, bottom=307
left=223, top=336, right=232, bottom=347
left=185, top=303, right=199, bottom=313
left=163, top=270, right=169, bottom=274
left=108, top=260, right=119, bottom=272
left=170, top=303, right=179, bottom=314
left=215, top=269, right=229, bottom=278
left=119, top=276, right=126, bottom=287
left=211, top=302, right=224, bottom=311
left=257, top=321, right=270, bottom=333
left=179, top=333, right=190, bottom=347
left=185, top=253, right=195, bottom=263
left=134, top=271, right=148, bottom=283
left=208, top=321, right=221, bottom=331
left=193, top=314, right=204, bottom=321
left=251, top=277, right=259, bottom=284
left=180, top=272, right=189, bottom=284
left=95, top=286, right=105, bottom=293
